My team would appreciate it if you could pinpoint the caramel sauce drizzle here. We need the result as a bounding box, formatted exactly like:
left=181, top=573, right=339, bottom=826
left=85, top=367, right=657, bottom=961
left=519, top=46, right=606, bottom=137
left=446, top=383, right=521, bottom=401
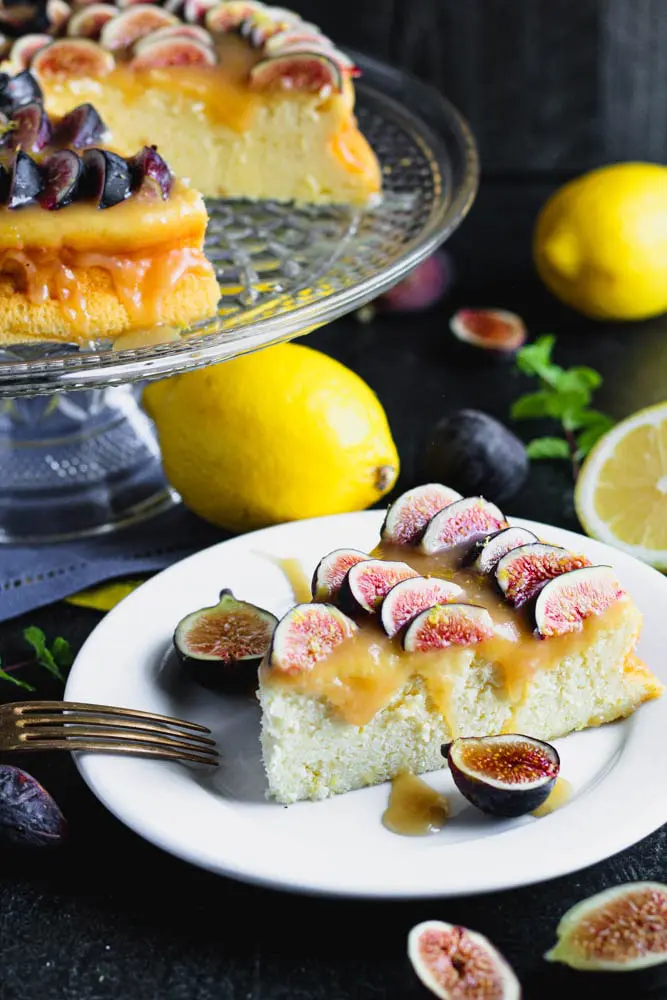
left=531, top=777, right=573, bottom=817
left=382, top=770, right=450, bottom=836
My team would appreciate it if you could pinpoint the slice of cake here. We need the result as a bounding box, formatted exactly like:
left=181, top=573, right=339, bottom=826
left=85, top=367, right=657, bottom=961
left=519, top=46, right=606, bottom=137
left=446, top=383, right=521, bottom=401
left=1, top=1, right=381, bottom=207
left=258, top=484, right=663, bottom=804
left=0, top=78, right=219, bottom=344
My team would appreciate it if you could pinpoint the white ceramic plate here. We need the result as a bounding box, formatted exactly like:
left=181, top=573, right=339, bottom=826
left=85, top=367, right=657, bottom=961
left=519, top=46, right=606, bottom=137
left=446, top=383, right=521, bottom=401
left=65, top=511, right=667, bottom=898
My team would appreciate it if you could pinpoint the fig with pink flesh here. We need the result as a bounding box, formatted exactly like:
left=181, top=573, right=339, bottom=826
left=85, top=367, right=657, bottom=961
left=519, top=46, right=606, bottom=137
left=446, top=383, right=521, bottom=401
left=99, top=5, right=179, bottom=50
left=66, top=4, right=117, bottom=39
left=443, top=734, right=560, bottom=817
left=339, top=559, right=419, bottom=614
left=310, top=547, right=370, bottom=602
left=268, top=602, right=357, bottom=674
left=8, top=33, right=51, bottom=69
left=420, top=496, right=507, bottom=555
left=449, top=308, right=527, bottom=354
left=534, top=565, right=624, bottom=637
left=472, top=526, right=539, bottom=574
left=381, top=483, right=462, bottom=546
left=129, top=34, right=216, bottom=67
left=408, top=920, right=521, bottom=1000
left=7, top=99, right=51, bottom=152
left=250, top=52, right=343, bottom=93
left=495, top=542, right=591, bottom=608
left=380, top=576, right=463, bottom=638
left=403, top=603, right=494, bottom=652
left=31, top=38, right=116, bottom=76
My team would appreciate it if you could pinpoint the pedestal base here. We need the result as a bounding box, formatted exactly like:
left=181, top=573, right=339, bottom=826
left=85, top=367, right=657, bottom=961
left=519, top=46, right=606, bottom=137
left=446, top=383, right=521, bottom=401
left=0, top=386, right=176, bottom=543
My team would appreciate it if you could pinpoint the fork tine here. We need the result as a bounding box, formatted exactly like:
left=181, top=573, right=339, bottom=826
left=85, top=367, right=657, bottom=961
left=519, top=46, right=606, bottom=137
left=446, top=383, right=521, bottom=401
left=20, top=726, right=219, bottom=758
left=16, top=701, right=212, bottom=733
left=21, top=713, right=216, bottom=746
left=12, top=737, right=218, bottom=766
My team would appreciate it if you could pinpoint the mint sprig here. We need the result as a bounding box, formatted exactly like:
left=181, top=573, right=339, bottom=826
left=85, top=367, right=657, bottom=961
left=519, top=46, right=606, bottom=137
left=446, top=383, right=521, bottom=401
left=511, top=335, right=614, bottom=478
left=0, top=628, right=73, bottom=693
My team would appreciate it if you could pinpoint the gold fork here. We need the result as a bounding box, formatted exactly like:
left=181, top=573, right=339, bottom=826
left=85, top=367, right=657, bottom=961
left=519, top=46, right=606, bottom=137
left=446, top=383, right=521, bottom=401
left=0, top=701, right=218, bottom=766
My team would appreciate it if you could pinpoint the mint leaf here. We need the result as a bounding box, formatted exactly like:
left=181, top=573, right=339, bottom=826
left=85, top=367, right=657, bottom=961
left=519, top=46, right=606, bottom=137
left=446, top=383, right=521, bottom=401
left=0, top=661, right=34, bottom=692
left=526, top=437, right=571, bottom=460
left=545, top=390, right=592, bottom=425
left=51, top=636, right=73, bottom=670
left=515, top=335, right=557, bottom=377
left=23, top=626, right=65, bottom=683
left=553, top=366, right=602, bottom=395
left=510, top=391, right=554, bottom=420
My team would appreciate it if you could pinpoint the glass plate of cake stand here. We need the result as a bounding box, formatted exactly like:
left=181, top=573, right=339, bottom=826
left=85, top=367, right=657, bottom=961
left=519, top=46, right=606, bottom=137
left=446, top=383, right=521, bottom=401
left=0, top=52, right=479, bottom=543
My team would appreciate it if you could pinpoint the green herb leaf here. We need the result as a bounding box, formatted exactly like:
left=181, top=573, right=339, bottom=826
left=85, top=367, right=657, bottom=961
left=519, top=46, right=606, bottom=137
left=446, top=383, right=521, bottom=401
left=515, top=335, right=564, bottom=386
left=51, top=636, right=73, bottom=670
left=510, top=391, right=554, bottom=420
left=526, top=437, right=572, bottom=460
left=23, top=626, right=65, bottom=683
left=0, top=659, right=35, bottom=692
left=554, top=366, right=603, bottom=394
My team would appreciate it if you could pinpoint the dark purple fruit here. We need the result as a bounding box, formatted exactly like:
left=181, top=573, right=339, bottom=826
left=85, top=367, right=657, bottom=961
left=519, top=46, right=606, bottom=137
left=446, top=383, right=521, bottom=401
left=52, top=102, right=107, bottom=149
left=268, top=602, right=357, bottom=674
left=443, top=733, right=560, bottom=818
left=419, top=410, right=529, bottom=507
left=81, top=147, right=131, bottom=208
left=0, top=68, right=43, bottom=113
left=380, top=576, right=463, bottom=637
left=403, top=603, right=494, bottom=651
left=0, top=0, right=50, bottom=37
left=420, top=496, right=508, bottom=556
left=38, top=149, right=83, bottom=209
left=311, top=547, right=370, bottom=602
left=174, top=588, right=278, bottom=692
left=0, top=765, right=67, bottom=847
left=339, top=559, right=419, bottom=614
left=8, top=149, right=42, bottom=208
left=534, top=565, right=624, bottom=637
left=472, top=526, right=539, bottom=574
left=495, top=542, right=591, bottom=608
left=449, top=308, right=527, bottom=354
left=7, top=99, right=51, bottom=152
left=126, top=143, right=172, bottom=199
left=408, top=920, right=521, bottom=1000
left=381, top=483, right=462, bottom=546
left=377, top=251, right=452, bottom=314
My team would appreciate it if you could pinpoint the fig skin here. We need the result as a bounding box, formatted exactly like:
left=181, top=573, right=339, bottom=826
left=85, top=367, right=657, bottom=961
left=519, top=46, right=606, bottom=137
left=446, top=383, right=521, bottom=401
left=338, top=558, right=419, bottom=615
left=381, top=483, right=462, bottom=546
left=408, top=919, right=521, bottom=1000
left=0, top=765, right=67, bottom=848
left=420, top=496, right=508, bottom=556
left=419, top=410, right=529, bottom=507
left=444, top=734, right=559, bottom=818
left=377, top=251, right=452, bottom=314
left=311, top=547, right=370, bottom=603
left=380, top=575, right=463, bottom=637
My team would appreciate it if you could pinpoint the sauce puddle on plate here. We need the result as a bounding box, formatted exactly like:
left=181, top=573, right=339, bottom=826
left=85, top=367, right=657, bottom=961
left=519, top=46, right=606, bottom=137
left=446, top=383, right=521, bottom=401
left=531, top=777, right=572, bottom=817
left=265, top=556, right=313, bottom=604
left=382, top=770, right=450, bottom=836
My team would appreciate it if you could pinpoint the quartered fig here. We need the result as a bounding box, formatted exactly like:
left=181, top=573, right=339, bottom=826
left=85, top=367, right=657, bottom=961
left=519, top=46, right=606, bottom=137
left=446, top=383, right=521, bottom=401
left=204, top=1, right=265, bottom=32
left=7, top=33, right=51, bottom=70
left=420, top=497, right=508, bottom=556
left=311, top=547, right=370, bottom=602
left=403, top=603, right=494, bottom=652
left=0, top=69, right=43, bottom=113
left=46, top=0, right=71, bottom=33
left=39, top=149, right=83, bottom=209
left=186, top=0, right=222, bottom=25
left=250, top=52, right=344, bottom=93
left=52, top=102, right=108, bottom=148
left=472, top=526, right=539, bottom=574
left=264, top=25, right=325, bottom=54
left=81, top=147, right=132, bottom=208
left=130, top=35, right=216, bottom=67
left=174, top=588, right=278, bottom=692
left=268, top=602, right=357, bottom=675
left=133, top=22, right=213, bottom=51
left=408, top=920, right=521, bottom=1000
left=545, top=882, right=667, bottom=974
left=8, top=149, right=42, bottom=208
left=0, top=765, right=67, bottom=847
left=99, top=5, right=179, bottom=50
left=443, top=734, right=560, bottom=818
left=66, top=4, right=118, bottom=39
left=31, top=38, right=116, bottom=76
left=534, top=565, right=624, bottom=637
left=380, top=576, right=463, bottom=638
left=419, top=411, right=529, bottom=506
left=495, top=542, right=591, bottom=608
left=7, top=99, right=51, bottom=152
left=339, top=558, right=419, bottom=614
left=381, top=483, right=462, bottom=546
left=126, top=143, right=172, bottom=198
left=450, top=308, right=527, bottom=354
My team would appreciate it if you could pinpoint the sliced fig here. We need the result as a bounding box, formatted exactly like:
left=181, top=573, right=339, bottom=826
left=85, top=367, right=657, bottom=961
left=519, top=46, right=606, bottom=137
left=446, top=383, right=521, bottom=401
left=132, top=22, right=213, bottom=51
left=377, top=251, right=452, bottom=314
left=473, top=526, right=539, bottom=574
left=7, top=99, right=51, bottom=152
left=380, top=576, right=463, bottom=638
left=264, top=25, right=325, bottom=54
left=185, top=0, right=220, bottom=24
left=545, top=882, right=667, bottom=972
left=31, top=39, right=115, bottom=77
left=204, top=0, right=264, bottom=32
left=8, top=150, right=42, bottom=208
left=66, top=4, right=118, bottom=39
left=250, top=52, right=343, bottom=94
left=38, top=149, right=82, bottom=209
left=381, top=483, right=462, bottom=546
left=534, top=565, right=624, bottom=638
left=495, top=542, right=591, bottom=608
left=52, top=102, right=108, bottom=149
left=0, top=69, right=43, bottom=114
left=339, top=559, right=419, bottom=614
left=174, top=588, right=278, bottom=692
left=311, top=548, right=370, bottom=602
left=420, top=497, right=508, bottom=556
left=81, top=147, right=131, bottom=208
left=126, top=143, right=172, bottom=198
left=99, top=5, right=179, bottom=50
left=7, top=33, right=51, bottom=70
left=443, top=734, right=560, bottom=818
left=450, top=308, right=527, bottom=354
left=46, top=0, right=71, bottom=32
left=403, top=603, right=493, bottom=651
left=408, top=920, right=521, bottom=1000
left=129, top=35, right=216, bottom=67
left=267, top=602, right=357, bottom=675
left=0, top=765, right=67, bottom=847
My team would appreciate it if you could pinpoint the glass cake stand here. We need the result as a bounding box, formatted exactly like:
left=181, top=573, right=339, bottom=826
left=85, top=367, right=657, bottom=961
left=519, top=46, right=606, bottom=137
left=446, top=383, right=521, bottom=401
left=0, top=52, right=479, bottom=543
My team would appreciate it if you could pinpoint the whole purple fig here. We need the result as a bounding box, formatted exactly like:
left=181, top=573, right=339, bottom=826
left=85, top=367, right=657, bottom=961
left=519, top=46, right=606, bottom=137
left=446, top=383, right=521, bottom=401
left=0, top=765, right=67, bottom=847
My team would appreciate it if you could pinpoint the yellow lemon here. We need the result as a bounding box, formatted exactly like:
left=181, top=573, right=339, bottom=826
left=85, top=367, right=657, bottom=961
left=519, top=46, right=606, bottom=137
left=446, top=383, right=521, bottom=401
left=534, top=162, right=667, bottom=320
left=143, top=343, right=399, bottom=533
left=575, top=401, right=667, bottom=568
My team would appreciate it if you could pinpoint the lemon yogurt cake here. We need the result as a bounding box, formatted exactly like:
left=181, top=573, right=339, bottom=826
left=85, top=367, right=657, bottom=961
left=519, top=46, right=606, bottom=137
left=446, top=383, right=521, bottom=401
left=258, top=484, right=662, bottom=804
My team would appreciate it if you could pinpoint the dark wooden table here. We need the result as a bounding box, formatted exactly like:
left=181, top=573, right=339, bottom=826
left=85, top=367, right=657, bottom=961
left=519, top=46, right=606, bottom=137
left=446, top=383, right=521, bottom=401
left=1, top=178, right=666, bottom=1000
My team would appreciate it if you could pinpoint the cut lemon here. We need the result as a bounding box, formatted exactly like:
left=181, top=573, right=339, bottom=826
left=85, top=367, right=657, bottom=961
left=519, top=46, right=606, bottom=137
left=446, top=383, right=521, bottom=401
left=575, top=402, right=667, bottom=569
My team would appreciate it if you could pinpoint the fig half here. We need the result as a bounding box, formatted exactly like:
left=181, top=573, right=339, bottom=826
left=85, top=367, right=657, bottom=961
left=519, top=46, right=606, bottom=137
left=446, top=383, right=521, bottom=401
left=380, top=576, right=463, bottom=638
left=174, top=589, right=278, bottom=692
left=534, top=565, right=624, bottom=637
left=311, top=547, right=370, bottom=602
left=381, top=483, right=462, bottom=545
left=495, top=543, right=591, bottom=608
left=339, top=558, right=419, bottom=614
left=268, top=602, right=357, bottom=675
left=443, top=734, right=560, bottom=818
left=408, top=920, right=521, bottom=1000
left=420, top=497, right=508, bottom=555
left=403, top=603, right=494, bottom=651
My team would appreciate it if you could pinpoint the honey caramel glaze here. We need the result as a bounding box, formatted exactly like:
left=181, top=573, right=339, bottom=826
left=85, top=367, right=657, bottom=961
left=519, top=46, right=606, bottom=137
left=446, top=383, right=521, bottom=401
left=531, top=777, right=572, bottom=817
left=382, top=770, right=450, bottom=836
